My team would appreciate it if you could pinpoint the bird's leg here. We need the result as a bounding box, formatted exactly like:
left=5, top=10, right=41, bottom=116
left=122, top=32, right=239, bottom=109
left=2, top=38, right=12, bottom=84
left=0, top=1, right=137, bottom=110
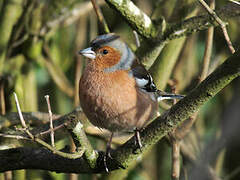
left=103, top=132, right=125, bottom=172
left=104, top=132, right=114, bottom=172
left=133, top=128, right=142, bottom=153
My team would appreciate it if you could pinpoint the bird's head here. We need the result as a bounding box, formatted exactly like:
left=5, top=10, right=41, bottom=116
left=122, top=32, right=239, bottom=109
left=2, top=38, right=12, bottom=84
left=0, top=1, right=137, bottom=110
left=78, top=33, right=135, bottom=72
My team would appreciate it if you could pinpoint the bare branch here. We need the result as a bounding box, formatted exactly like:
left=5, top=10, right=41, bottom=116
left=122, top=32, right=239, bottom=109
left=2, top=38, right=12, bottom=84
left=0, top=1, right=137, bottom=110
left=198, top=0, right=235, bottom=54
left=13, top=93, right=34, bottom=139
left=171, top=140, right=180, bottom=180
left=0, top=133, right=30, bottom=140
left=13, top=93, right=84, bottom=159
left=91, top=0, right=110, bottom=33
left=40, top=0, right=105, bottom=35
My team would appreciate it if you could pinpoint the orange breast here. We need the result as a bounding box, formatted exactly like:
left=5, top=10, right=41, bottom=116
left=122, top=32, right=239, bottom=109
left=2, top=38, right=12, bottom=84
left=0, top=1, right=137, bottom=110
left=79, top=67, right=158, bottom=132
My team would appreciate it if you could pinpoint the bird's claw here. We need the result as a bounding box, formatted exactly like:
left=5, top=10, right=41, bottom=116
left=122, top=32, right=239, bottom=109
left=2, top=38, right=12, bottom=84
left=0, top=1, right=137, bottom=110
left=103, top=149, right=125, bottom=173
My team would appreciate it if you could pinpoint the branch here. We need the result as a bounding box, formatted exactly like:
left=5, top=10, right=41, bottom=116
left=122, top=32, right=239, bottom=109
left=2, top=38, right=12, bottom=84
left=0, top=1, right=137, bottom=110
left=106, top=0, right=240, bottom=68
left=106, top=1, right=240, bottom=41
left=40, top=0, right=105, bottom=35
left=109, top=50, right=240, bottom=169
left=0, top=50, right=239, bottom=173
left=105, top=0, right=159, bottom=39
left=91, top=0, right=110, bottom=33
left=163, top=2, right=240, bottom=42
left=198, top=0, right=235, bottom=54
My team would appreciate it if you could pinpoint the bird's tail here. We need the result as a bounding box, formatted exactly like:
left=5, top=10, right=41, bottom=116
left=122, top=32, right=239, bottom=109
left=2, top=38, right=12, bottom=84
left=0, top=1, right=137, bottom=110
left=156, top=90, right=184, bottom=102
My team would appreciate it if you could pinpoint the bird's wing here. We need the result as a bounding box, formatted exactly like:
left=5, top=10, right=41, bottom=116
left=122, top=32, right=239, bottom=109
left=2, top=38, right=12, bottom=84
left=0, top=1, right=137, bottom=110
left=130, top=61, right=157, bottom=92
left=129, top=61, right=184, bottom=101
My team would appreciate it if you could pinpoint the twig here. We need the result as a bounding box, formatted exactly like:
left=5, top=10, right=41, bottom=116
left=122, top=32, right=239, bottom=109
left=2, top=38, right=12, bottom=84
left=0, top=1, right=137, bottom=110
left=13, top=93, right=34, bottom=139
left=133, top=31, right=140, bottom=48
left=229, top=0, right=240, bottom=5
left=11, top=34, right=29, bottom=48
left=40, top=1, right=105, bottom=35
left=74, top=58, right=81, bottom=107
left=200, top=12, right=214, bottom=81
left=0, top=83, right=6, bottom=115
left=91, top=0, right=110, bottom=33
left=171, top=139, right=180, bottom=180
left=0, top=133, right=30, bottom=140
left=44, top=95, right=55, bottom=148
left=38, top=123, right=66, bottom=136
left=169, top=83, right=181, bottom=180
left=198, top=0, right=235, bottom=54
left=13, top=93, right=84, bottom=159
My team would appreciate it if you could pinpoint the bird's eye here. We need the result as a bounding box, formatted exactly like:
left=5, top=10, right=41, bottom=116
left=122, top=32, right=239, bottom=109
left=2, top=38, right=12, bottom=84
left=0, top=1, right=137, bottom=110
left=102, top=49, right=108, bottom=55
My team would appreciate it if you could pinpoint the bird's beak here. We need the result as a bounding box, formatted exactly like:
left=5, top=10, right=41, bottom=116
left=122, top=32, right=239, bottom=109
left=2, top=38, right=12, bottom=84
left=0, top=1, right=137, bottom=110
left=78, top=47, right=96, bottom=59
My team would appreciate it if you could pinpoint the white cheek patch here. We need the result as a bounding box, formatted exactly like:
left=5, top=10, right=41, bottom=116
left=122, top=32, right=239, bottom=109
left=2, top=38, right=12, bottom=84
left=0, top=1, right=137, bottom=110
left=135, top=78, right=148, bottom=88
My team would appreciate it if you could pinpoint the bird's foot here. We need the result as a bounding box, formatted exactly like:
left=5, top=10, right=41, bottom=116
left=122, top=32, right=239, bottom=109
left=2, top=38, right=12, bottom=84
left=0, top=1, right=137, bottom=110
left=103, top=147, right=125, bottom=173
left=104, top=133, right=125, bottom=172
left=103, top=146, right=111, bottom=173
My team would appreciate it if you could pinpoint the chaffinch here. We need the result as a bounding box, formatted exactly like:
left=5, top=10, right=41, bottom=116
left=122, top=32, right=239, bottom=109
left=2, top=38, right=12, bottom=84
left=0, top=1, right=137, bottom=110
left=78, top=33, right=183, bottom=171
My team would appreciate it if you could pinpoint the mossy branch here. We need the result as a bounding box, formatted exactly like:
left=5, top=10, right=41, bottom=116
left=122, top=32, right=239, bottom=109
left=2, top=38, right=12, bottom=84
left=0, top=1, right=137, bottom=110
left=105, top=0, right=159, bottom=39
left=106, top=1, right=240, bottom=41
left=0, top=50, right=239, bottom=173
left=105, top=1, right=240, bottom=67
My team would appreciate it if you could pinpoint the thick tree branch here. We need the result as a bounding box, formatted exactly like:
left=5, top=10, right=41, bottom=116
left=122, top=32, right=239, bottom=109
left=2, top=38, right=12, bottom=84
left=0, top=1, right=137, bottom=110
left=0, top=50, right=239, bottom=173
left=106, top=1, right=240, bottom=68
left=106, top=1, right=240, bottom=41
left=105, top=0, right=159, bottom=39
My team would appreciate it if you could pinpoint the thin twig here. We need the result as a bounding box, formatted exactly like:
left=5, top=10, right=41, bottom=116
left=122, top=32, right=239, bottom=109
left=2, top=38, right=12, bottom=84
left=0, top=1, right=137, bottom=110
left=229, top=0, right=240, bottom=5
left=200, top=0, right=215, bottom=81
left=91, top=0, right=110, bottom=33
left=200, top=21, right=214, bottom=80
left=38, top=123, right=66, bottom=136
left=34, top=137, right=84, bottom=159
left=40, top=1, right=105, bottom=35
left=13, top=93, right=83, bottom=159
left=0, top=83, right=6, bottom=115
left=169, top=83, right=180, bottom=180
left=198, top=0, right=235, bottom=54
left=11, top=34, right=29, bottom=48
left=45, top=95, right=55, bottom=148
left=0, top=133, right=30, bottom=140
left=171, top=139, right=180, bottom=180
left=13, top=93, right=34, bottom=139
left=133, top=31, right=140, bottom=48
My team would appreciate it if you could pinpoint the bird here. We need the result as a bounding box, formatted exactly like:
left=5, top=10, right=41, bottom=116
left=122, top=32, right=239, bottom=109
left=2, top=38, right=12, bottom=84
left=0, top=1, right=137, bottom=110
left=78, top=33, right=184, bottom=171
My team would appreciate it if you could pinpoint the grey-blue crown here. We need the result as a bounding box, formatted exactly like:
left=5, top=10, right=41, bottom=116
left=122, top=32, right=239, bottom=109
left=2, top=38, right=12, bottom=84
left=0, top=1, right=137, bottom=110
left=90, top=33, right=120, bottom=49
